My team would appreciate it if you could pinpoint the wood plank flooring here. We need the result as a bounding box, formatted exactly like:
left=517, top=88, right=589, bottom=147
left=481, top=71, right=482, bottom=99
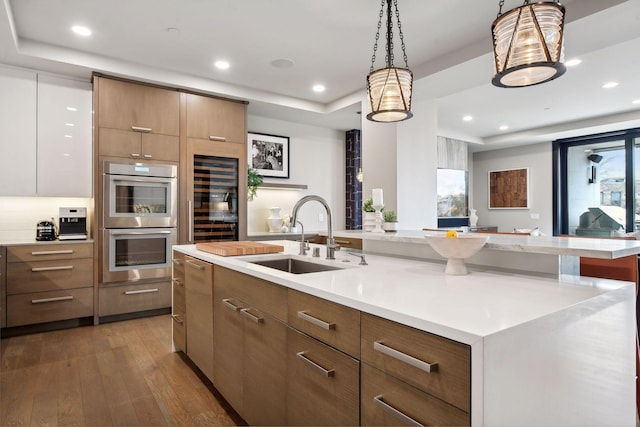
left=0, top=314, right=244, bottom=426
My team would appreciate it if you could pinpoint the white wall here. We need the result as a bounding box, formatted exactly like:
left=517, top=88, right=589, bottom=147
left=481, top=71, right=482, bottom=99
left=247, top=115, right=345, bottom=234
left=0, top=197, right=92, bottom=241
left=361, top=95, right=439, bottom=230
left=472, top=142, right=553, bottom=235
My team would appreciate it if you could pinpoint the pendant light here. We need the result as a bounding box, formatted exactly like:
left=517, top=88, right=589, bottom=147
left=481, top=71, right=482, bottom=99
left=366, top=0, right=413, bottom=122
left=491, top=0, right=566, bottom=88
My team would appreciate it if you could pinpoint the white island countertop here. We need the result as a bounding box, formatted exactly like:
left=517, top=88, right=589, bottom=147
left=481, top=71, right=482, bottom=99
left=326, top=229, right=640, bottom=259
left=173, top=240, right=633, bottom=345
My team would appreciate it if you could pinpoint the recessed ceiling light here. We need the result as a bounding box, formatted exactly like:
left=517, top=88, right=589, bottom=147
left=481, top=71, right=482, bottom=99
left=565, top=58, right=582, bottom=67
left=463, top=115, right=473, bottom=122
left=632, top=99, right=640, bottom=105
left=271, top=58, right=295, bottom=69
left=66, top=106, right=77, bottom=112
left=65, top=123, right=75, bottom=127
left=312, top=84, right=325, bottom=93
left=499, top=125, right=509, bottom=131
left=602, top=81, right=619, bottom=89
left=214, top=60, right=230, bottom=70
left=64, top=135, right=73, bottom=138
left=71, top=25, right=91, bottom=36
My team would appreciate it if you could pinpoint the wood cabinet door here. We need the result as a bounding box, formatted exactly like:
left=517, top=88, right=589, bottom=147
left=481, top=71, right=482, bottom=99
left=186, top=93, right=246, bottom=143
left=97, top=77, right=180, bottom=136
left=184, top=256, right=214, bottom=382
left=141, top=133, right=179, bottom=162
left=213, top=270, right=244, bottom=415
left=242, top=308, right=287, bottom=426
left=98, top=127, right=141, bottom=159
left=287, top=327, right=360, bottom=426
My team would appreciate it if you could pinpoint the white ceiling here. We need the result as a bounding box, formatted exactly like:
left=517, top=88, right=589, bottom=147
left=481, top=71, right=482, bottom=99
left=1, top=0, right=640, bottom=151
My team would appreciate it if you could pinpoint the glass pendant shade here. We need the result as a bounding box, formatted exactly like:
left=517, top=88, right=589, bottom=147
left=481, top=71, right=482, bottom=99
left=367, top=66, right=413, bottom=122
left=492, top=1, right=566, bottom=88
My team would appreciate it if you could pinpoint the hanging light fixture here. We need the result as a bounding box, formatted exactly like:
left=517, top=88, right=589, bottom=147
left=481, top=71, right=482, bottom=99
left=366, top=0, right=413, bottom=122
left=491, top=0, right=566, bottom=88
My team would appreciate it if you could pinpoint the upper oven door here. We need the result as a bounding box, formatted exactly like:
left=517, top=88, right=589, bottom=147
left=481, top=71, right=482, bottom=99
left=104, top=174, right=177, bottom=228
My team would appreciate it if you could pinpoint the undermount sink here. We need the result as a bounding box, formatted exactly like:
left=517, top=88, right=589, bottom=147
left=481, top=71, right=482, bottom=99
left=249, top=257, right=343, bottom=274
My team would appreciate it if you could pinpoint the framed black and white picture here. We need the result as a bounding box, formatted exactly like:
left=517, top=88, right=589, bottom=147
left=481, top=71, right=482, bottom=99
left=248, top=132, right=290, bottom=178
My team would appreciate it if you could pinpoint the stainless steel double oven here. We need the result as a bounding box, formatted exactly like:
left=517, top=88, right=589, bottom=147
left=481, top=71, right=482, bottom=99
left=102, top=161, right=177, bottom=284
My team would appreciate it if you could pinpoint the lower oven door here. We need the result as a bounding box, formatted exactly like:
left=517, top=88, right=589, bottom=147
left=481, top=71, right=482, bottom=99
left=103, top=228, right=176, bottom=284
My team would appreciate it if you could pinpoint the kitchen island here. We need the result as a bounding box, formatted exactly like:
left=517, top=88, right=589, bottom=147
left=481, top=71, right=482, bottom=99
left=173, top=239, right=636, bottom=426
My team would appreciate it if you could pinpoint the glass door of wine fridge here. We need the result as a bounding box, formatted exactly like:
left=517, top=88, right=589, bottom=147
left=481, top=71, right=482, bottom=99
left=190, top=154, right=239, bottom=242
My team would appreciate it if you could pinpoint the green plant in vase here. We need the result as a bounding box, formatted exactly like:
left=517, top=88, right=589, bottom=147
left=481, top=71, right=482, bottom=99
left=383, top=210, right=398, bottom=231
left=248, top=167, right=263, bottom=201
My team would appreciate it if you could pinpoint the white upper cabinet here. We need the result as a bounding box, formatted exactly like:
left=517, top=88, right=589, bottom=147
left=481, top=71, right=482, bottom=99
left=37, top=75, right=93, bottom=197
left=0, top=66, right=37, bottom=196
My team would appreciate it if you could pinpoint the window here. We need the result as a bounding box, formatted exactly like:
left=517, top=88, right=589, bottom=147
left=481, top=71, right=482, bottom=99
left=553, top=128, right=640, bottom=235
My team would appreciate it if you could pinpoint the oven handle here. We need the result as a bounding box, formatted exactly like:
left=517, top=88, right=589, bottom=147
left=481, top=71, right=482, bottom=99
left=110, top=177, right=175, bottom=184
left=109, top=230, right=173, bottom=236
left=188, top=200, right=193, bottom=242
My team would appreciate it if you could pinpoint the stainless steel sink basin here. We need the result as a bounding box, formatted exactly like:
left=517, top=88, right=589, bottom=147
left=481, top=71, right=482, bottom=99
left=249, top=257, right=343, bottom=274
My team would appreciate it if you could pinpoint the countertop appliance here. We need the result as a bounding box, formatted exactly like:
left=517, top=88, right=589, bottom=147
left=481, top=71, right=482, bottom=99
left=36, top=219, right=57, bottom=241
left=59, top=207, right=88, bottom=240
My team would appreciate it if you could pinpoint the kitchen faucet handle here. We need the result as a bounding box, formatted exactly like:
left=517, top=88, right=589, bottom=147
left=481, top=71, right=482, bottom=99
left=347, top=252, right=368, bottom=266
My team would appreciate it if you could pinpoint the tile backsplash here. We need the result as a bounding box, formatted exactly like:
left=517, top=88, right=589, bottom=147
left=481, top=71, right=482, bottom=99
left=0, top=197, right=92, bottom=241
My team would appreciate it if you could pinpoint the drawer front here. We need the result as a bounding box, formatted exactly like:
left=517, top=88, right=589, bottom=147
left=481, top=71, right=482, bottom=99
left=7, top=287, right=94, bottom=327
left=361, top=313, right=471, bottom=412
left=172, top=274, right=186, bottom=313
left=7, top=242, right=93, bottom=262
left=361, top=364, right=470, bottom=426
left=172, top=251, right=186, bottom=281
left=287, top=328, right=360, bottom=426
left=288, top=289, right=360, bottom=358
left=99, top=280, right=171, bottom=316
left=171, top=308, right=186, bottom=352
left=333, top=237, right=363, bottom=250
left=7, top=258, right=93, bottom=294
left=215, top=266, right=287, bottom=322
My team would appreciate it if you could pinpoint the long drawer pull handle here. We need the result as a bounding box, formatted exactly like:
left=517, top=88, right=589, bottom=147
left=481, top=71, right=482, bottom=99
left=32, top=295, right=74, bottom=304
left=173, top=259, right=183, bottom=265
left=171, top=314, right=183, bottom=324
left=131, top=153, right=141, bottom=158
left=374, top=341, right=437, bottom=373
left=209, top=135, right=226, bottom=142
left=172, top=279, right=184, bottom=286
left=31, top=265, right=73, bottom=272
left=297, top=310, right=335, bottom=330
left=31, top=250, right=74, bottom=256
left=222, top=298, right=242, bottom=312
left=373, top=395, right=423, bottom=427
left=240, top=308, right=264, bottom=323
left=185, top=260, right=205, bottom=270
left=131, top=126, right=152, bottom=133
left=334, top=239, right=352, bottom=245
left=124, top=288, right=159, bottom=295
left=143, top=154, right=153, bottom=159
left=296, top=352, right=335, bottom=377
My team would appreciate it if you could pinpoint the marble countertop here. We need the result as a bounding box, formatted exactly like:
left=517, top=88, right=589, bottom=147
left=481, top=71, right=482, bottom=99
left=324, top=230, right=640, bottom=259
left=0, top=238, right=93, bottom=246
left=173, top=240, right=632, bottom=345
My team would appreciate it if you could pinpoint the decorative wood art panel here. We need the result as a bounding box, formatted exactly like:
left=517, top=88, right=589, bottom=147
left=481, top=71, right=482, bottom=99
left=488, top=168, right=529, bottom=209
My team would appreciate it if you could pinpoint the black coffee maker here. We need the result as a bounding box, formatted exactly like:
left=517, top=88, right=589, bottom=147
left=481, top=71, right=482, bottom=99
left=36, top=218, right=58, bottom=241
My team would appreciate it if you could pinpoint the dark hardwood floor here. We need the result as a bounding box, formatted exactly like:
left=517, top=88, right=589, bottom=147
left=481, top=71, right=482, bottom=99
left=1, top=314, right=242, bottom=426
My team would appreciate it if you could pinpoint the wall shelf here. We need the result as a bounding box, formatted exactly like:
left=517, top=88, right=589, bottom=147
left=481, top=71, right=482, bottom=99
left=260, top=183, right=308, bottom=190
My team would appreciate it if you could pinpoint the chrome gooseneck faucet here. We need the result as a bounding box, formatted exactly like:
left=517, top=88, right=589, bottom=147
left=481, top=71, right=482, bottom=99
left=291, top=195, right=339, bottom=260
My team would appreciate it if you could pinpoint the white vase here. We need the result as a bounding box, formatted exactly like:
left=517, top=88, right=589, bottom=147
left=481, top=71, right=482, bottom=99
left=363, top=212, right=376, bottom=231
left=267, top=207, right=282, bottom=233
left=382, top=222, right=398, bottom=232
left=469, top=209, right=478, bottom=227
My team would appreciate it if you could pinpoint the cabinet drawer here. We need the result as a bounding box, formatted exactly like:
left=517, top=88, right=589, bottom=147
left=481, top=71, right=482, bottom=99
left=333, top=237, right=362, bottom=250
left=7, top=242, right=93, bottom=262
left=288, top=289, right=360, bottom=358
left=7, top=287, right=94, bottom=327
left=361, top=313, right=471, bottom=412
left=7, top=258, right=93, bottom=294
left=361, top=363, right=470, bottom=426
left=171, top=308, right=186, bottom=352
left=287, top=328, right=360, bottom=426
left=172, top=275, right=186, bottom=313
left=215, top=266, right=287, bottom=322
left=99, top=280, right=171, bottom=316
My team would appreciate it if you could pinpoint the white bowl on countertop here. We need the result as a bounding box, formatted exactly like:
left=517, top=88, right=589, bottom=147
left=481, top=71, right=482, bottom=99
left=424, top=234, right=489, bottom=275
